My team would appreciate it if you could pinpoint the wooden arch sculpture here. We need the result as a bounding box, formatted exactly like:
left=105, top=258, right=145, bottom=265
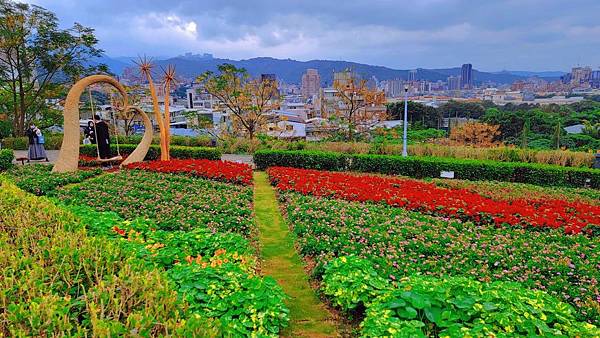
left=52, top=75, right=153, bottom=173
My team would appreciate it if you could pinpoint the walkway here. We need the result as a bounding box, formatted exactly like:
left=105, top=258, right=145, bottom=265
left=253, top=172, right=338, bottom=337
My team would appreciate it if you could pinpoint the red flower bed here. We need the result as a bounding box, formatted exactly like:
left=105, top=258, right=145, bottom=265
left=125, top=159, right=253, bottom=185
left=267, top=167, right=600, bottom=235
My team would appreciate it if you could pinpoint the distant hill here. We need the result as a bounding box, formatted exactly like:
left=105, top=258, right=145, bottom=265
left=99, top=55, right=562, bottom=85
left=494, top=70, right=566, bottom=78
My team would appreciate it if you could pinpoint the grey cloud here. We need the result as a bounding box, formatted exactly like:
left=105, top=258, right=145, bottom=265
left=22, top=0, right=600, bottom=70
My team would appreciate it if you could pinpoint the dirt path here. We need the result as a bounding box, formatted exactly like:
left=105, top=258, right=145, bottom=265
left=253, top=171, right=338, bottom=338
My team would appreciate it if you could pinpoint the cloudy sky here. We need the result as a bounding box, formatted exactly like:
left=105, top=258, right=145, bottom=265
left=22, top=0, right=600, bottom=71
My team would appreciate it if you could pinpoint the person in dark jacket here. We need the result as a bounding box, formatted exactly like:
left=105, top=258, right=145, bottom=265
left=26, top=123, right=48, bottom=162
left=92, top=115, right=111, bottom=160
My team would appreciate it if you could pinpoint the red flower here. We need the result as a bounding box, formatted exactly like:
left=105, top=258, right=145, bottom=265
left=267, top=167, right=600, bottom=235
left=124, top=159, right=253, bottom=185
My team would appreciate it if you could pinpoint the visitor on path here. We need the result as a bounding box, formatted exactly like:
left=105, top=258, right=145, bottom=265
left=92, top=115, right=111, bottom=167
left=26, top=124, right=48, bottom=162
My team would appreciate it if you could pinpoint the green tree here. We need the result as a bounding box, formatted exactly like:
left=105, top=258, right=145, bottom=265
left=0, top=0, right=106, bottom=136
left=439, top=101, right=485, bottom=119
left=197, top=64, right=280, bottom=139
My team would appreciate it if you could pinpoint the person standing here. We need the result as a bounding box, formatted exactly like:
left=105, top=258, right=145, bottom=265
left=26, top=124, right=48, bottom=162
left=84, top=121, right=95, bottom=144
left=92, top=115, right=111, bottom=161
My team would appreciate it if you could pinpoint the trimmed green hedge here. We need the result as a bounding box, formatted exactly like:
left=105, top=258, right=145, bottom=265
left=255, top=150, right=600, bottom=189
left=0, top=149, right=14, bottom=171
left=80, top=144, right=221, bottom=161
left=1, top=135, right=213, bottom=150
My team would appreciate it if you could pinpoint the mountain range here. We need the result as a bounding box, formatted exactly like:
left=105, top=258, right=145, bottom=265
left=95, top=55, right=565, bottom=85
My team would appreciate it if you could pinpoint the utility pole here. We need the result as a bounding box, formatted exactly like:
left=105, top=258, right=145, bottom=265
left=402, top=85, right=409, bottom=157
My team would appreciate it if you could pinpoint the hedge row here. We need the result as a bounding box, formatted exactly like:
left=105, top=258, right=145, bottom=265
left=0, top=149, right=14, bottom=171
left=80, top=144, right=221, bottom=161
left=255, top=150, right=600, bottom=189
left=1, top=135, right=214, bottom=150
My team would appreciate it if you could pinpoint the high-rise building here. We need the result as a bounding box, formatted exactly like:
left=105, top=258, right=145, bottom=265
left=461, top=64, right=473, bottom=89
left=448, top=76, right=461, bottom=91
left=382, top=78, right=404, bottom=98
left=571, top=67, right=592, bottom=86
left=408, top=69, right=418, bottom=82
left=301, top=69, right=321, bottom=98
left=591, top=70, right=600, bottom=89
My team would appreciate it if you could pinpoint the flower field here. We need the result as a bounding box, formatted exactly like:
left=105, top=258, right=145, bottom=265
left=278, top=192, right=600, bottom=329
left=124, top=159, right=253, bottom=185
left=2, top=166, right=290, bottom=336
left=268, top=167, right=600, bottom=235
left=53, top=169, right=254, bottom=234
left=5, top=164, right=102, bottom=195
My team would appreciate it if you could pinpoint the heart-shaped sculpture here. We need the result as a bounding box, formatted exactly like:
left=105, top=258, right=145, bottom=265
left=53, top=75, right=153, bottom=173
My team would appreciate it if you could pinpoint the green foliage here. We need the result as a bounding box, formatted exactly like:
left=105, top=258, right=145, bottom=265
left=0, top=120, right=12, bottom=139
left=1, top=134, right=215, bottom=150
left=169, top=264, right=289, bottom=337
left=0, top=178, right=216, bottom=336
left=0, top=1, right=106, bottom=136
left=55, top=172, right=289, bottom=336
left=5, top=164, right=101, bottom=195
left=65, top=204, right=255, bottom=271
left=79, top=144, right=222, bottom=160
left=361, top=275, right=600, bottom=337
left=0, top=148, right=14, bottom=171
left=255, top=150, right=600, bottom=188
left=321, top=256, right=389, bottom=312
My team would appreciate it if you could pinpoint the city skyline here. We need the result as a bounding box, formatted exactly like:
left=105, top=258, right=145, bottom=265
left=20, top=0, right=600, bottom=72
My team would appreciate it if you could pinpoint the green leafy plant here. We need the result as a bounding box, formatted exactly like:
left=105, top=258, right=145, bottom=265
left=321, top=256, right=390, bottom=312
left=0, top=149, right=14, bottom=171
left=0, top=178, right=217, bottom=336
left=361, top=275, right=600, bottom=337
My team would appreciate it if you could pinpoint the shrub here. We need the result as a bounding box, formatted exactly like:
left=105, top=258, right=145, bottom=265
left=255, top=150, right=600, bottom=188
left=1, top=135, right=63, bottom=150
left=80, top=144, right=221, bottom=161
left=361, top=274, right=600, bottom=337
left=0, top=179, right=216, bottom=336
left=0, top=135, right=215, bottom=150
left=0, top=149, right=14, bottom=171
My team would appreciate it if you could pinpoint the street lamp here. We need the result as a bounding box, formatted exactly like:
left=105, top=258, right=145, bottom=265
left=402, top=85, right=409, bottom=157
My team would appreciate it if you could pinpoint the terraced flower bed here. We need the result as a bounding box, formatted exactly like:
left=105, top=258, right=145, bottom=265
left=54, top=169, right=254, bottom=234
left=50, top=169, right=289, bottom=336
left=125, top=159, right=253, bottom=185
left=269, top=166, right=600, bottom=235
left=278, top=191, right=600, bottom=326
left=4, top=164, right=102, bottom=196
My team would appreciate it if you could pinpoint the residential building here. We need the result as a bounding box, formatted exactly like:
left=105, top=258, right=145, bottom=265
left=570, top=67, right=592, bottom=86
left=301, top=69, right=321, bottom=98
left=591, top=70, right=600, bottom=89
left=447, top=76, right=461, bottom=91
left=461, top=63, right=473, bottom=89
left=408, top=69, right=418, bottom=82
left=266, top=110, right=306, bottom=139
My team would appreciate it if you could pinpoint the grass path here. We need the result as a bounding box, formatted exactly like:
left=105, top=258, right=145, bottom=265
left=253, top=172, right=338, bottom=337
